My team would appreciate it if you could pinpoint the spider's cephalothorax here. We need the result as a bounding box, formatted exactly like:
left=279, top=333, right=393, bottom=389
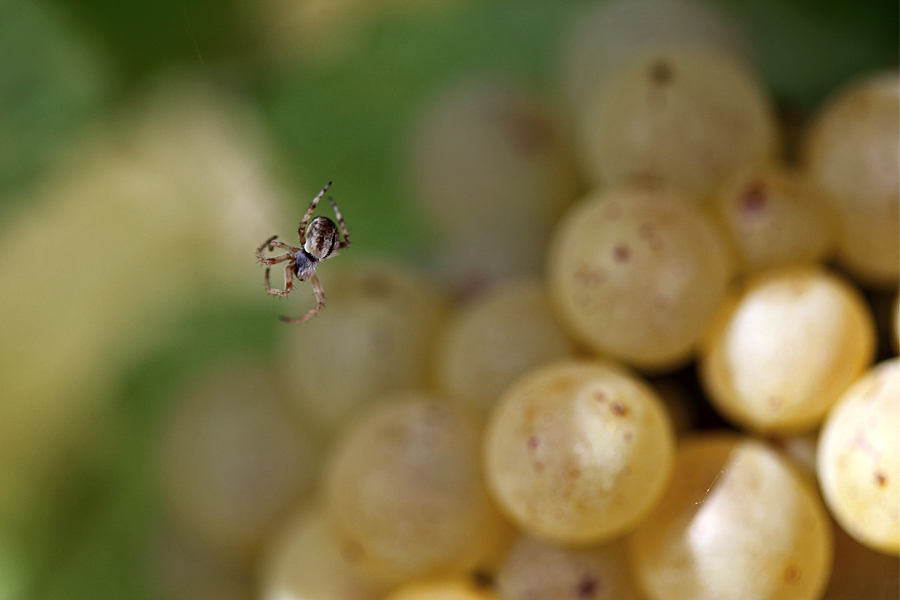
left=255, top=182, right=350, bottom=323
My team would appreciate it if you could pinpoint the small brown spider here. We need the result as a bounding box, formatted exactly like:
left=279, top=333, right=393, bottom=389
left=256, top=182, right=350, bottom=323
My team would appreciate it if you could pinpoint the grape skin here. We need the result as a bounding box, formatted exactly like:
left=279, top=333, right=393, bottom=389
left=699, top=266, right=875, bottom=434
left=575, top=48, right=777, bottom=201
left=483, top=359, right=675, bottom=545
left=496, top=533, right=643, bottom=600
left=435, top=279, right=575, bottom=415
left=324, top=393, right=510, bottom=584
left=817, top=358, right=900, bottom=556
left=547, top=185, right=732, bottom=371
left=802, top=71, right=900, bottom=287
left=628, top=434, right=834, bottom=600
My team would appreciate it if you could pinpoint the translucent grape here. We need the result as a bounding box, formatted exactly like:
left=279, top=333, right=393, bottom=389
left=495, top=533, right=643, bottom=600
left=384, top=579, right=502, bottom=600
left=323, top=393, right=510, bottom=584
left=278, top=262, right=447, bottom=435
left=629, top=434, right=834, bottom=600
left=699, top=266, right=875, bottom=434
left=259, top=507, right=388, bottom=600
left=802, top=71, right=899, bottom=287
left=435, top=279, right=575, bottom=415
left=483, top=359, right=675, bottom=545
left=559, top=0, right=753, bottom=114
left=817, top=358, right=899, bottom=555
left=547, top=185, right=732, bottom=371
left=158, top=363, right=319, bottom=561
left=575, top=48, right=777, bottom=201
left=710, top=162, right=835, bottom=274
left=405, top=77, right=578, bottom=285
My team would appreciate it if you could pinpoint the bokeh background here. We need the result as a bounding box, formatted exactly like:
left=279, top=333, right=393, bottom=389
left=0, top=0, right=897, bottom=598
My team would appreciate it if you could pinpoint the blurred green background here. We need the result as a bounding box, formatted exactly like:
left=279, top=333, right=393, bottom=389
left=0, top=0, right=896, bottom=598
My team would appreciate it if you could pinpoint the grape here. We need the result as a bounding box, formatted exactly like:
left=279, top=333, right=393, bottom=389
left=629, top=434, right=833, bottom=600
left=158, top=363, right=319, bottom=561
left=547, top=185, right=732, bottom=371
left=323, top=393, right=510, bottom=584
left=495, top=533, right=643, bottom=600
left=802, top=71, right=899, bottom=287
left=575, top=48, right=777, bottom=201
left=817, top=358, right=899, bottom=556
left=699, top=266, right=876, bottom=434
left=435, top=279, right=575, bottom=415
left=710, top=162, right=835, bottom=274
left=821, top=520, right=900, bottom=600
left=405, top=77, right=578, bottom=286
left=384, top=579, right=502, bottom=600
left=259, top=507, right=388, bottom=600
left=278, top=262, right=447, bottom=435
left=559, top=0, right=752, bottom=114
left=483, top=359, right=675, bottom=545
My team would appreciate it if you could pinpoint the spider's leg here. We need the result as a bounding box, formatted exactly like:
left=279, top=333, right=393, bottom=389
left=256, top=235, right=279, bottom=259
left=280, top=273, right=326, bottom=323
left=327, top=196, right=351, bottom=250
left=268, top=239, right=301, bottom=253
left=257, top=251, right=293, bottom=267
left=298, top=182, right=332, bottom=245
left=264, top=263, right=295, bottom=296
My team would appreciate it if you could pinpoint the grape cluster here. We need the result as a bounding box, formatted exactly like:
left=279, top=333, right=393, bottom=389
left=155, top=1, right=899, bottom=599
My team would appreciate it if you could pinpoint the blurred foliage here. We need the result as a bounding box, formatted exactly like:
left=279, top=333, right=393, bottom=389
left=0, top=0, right=897, bottom=598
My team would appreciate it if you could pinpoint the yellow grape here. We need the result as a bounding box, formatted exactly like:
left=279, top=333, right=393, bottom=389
left=483, top=359, right=675, bottom=545
left=405, top=77, right=578, bottom=285
left=817, top=358, right=899, bottom=556
left=547, top=185, right=732, bottom=371
left=278, top=262, right=447, bottom=435
left=259, top=507, right=388, bottom=600
left=710, top=162, right=835, bottom=274
left=802, top=71, right=899, bottom=287
left=575, top=48, right=777, bottom=201
left=629, top=434, right=833, bottom=600
left=158, top=363, right=319, bottom=562
left=495, top=533, right=643, bottom=600
left=699, top=266, right=875, bottom=434
left=323, top=393, right=510, bottom=584
left=559, top=0, right=752, bottom=113
left=383, top=579, right=501, bottom=600
left=435, top=279, right=575, bottom=415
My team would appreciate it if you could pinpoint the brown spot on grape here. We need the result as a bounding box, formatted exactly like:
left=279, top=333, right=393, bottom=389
left=876, top=471, right=887, bottom=487
left=767, top=394, right=784, bottom=411
left=528, top=435, right=540, bottom=449
left=650, top=60, right=673, bottom=85
left=604, top=202, right=622, bottom=220
left=740, top=181, right=768, bottom=214
left=576, top=575, right=600, bottom=598
left=623, top=431, right=633, bottom=443
left=575, top=265, right=607, bottom=286
left=784, top=564, right=801, bottom=583
left=612, top=402, right=628, bottom=416
left=613, top=244, right=631, bottom=263
left=469, top=569, right=494, bottom=589
left=567, top=467, right=581, bottom=479
left=594, top=391, right=607, bottom=403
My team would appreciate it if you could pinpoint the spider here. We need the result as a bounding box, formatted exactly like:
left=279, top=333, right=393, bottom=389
left=256, top=181, right=350, bottom=323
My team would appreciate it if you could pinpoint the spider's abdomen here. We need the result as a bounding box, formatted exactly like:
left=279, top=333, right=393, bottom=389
left=304, top=216, right=339, bottom=260
left=294, top=250, right=318, bottom=281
